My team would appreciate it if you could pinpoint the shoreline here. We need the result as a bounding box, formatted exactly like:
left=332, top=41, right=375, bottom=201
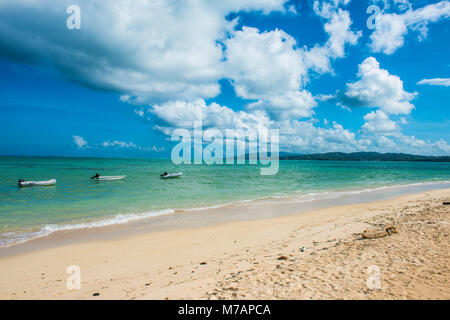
left=1, top=180, right=449, bottom=254
left=0, top=187, right=449, bottom=299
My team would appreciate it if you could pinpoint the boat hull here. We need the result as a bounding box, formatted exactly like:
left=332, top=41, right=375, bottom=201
left=19, top=179, right=56, bottom=187
left=161, top=172, right=183, bottom=179
left=97, top=175, right=126, bottom=181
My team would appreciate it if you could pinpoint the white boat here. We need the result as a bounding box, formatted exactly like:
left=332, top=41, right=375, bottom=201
left=97, top=175, right=126, bottom=181
left=19, top=179, right=56, bottom=187
left=161, top=172, right=183, bottom=179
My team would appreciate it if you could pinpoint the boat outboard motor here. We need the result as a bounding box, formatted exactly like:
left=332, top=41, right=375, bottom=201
left=160, top=172, right=168, bottom=177
left=18, top=179, right=24, bottom=186
left=91, top=173, right=100, bottom=179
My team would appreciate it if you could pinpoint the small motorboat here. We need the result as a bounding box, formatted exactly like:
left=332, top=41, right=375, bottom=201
left=91, top=173, right=126, bottom=181
left=18, top=179, right=56, bottom=187
left=160, top=172, right=183, bottom=179
left=96, top=175, right=126, bottom=181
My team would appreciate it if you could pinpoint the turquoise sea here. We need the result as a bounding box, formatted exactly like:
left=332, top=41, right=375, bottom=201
left=0, top=156, right=449, bottom=246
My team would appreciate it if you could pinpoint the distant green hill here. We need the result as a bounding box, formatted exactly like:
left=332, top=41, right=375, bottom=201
left=279, top=152, right=450, bottom=162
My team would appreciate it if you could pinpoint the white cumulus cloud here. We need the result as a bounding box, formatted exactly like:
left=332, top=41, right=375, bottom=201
left=0, top=0, right=288, bottom=104
left=306, top=1, right=362, bottom=73
left=222, top=3, right=361, bottom=120
left=225, top=27, right=307, bottom=99
left=150, top=99, right=271, bottom=132
left=362, top=110, right=399, bottom=134
left=369, top=1, right=450, bottom=55
left=342, top=57, right=416, bottom=115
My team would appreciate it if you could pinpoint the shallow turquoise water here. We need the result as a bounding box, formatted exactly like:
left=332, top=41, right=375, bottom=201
left=0, top=156, right=449, bottom=245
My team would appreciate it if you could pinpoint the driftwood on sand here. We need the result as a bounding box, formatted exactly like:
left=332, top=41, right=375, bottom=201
left=362, top=226, right=397, bottom=239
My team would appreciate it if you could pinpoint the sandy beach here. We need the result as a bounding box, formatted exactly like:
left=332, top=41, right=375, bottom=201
left=0, top=188, right=449, bottom=300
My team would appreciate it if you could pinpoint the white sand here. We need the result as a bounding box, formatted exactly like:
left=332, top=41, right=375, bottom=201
left=0, top=188, right=449, bottom=300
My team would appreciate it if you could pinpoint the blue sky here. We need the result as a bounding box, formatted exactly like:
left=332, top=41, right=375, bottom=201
left=0, top=0, right=449, bottom=158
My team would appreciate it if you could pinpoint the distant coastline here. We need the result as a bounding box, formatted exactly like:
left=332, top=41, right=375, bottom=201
left=279, top=152, right=450, bottom=162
